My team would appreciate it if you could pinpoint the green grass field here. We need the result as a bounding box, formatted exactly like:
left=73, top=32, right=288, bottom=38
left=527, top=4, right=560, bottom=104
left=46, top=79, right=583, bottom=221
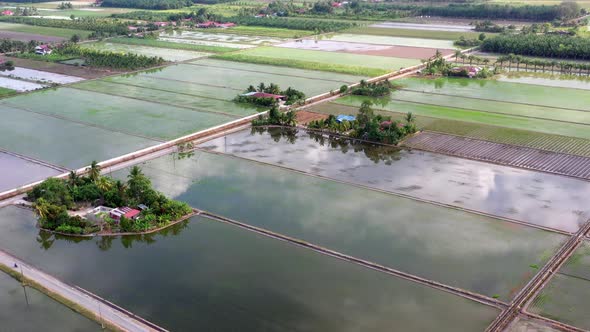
left=107, top=37, right=239, bottom=53
left=80, top=42, right=210, bottom=61
left=311, top=102, right=590, bottom=157
left=215, top=46, right=420, bottom=77
left=0, top=87, right=16, bottom=98
left=345, top=27, right=487, bottom=41
left=0, top=22, right=92, bottom=39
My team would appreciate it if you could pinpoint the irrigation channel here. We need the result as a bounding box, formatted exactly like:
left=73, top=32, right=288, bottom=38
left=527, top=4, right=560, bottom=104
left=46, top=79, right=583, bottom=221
left=403, top=132, right=590, bottom=181
left=0, top=248, right=168, bottom=332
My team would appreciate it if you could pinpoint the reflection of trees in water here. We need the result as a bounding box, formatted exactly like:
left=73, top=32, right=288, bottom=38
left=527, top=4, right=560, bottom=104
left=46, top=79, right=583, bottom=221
left=36, top=220, right=190, bottom=251
left=251, top=127, right=402, bottom=164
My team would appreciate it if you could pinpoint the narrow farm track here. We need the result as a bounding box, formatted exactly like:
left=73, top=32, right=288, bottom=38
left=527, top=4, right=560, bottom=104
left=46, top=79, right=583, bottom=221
left=0, top=248, right=168, bottom=332
left=200, top=210, right=508, bottom=309
left=403, top=132, right=590, bottom=181
left=486, top=220, right=590, bottom=332
left=185, top=62, right=359, bottom=84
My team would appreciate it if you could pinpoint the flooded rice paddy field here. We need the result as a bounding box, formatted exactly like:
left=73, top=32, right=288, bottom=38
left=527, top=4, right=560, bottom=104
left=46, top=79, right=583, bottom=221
left=506, top=317, right=562, bottom=332
left=0, top=151, right=61, bottom=192
left=0, top=269, right=101, bottom=332
left=233, top=46, right=422, bottom=71
left=528, top=241, right=590, bottom=330
left=326, top=33, right=456, bottom=50
left=0, top=76, right=46, bottom=92
left=108, top=149, right=567, bottom=301
left=497, top=74, right=590, bottom=90
left=369, top=22, right=474, bottom=32
left=200, top=128, right=590, bottom=232
left=0, top=104, right=157, bottom=169
left=0, top=67, right=84, bottom=84
left=0, top=206, right=500, bottom=331
left=80, top=42, right=210, bottom=62
left=160, top=30, right=285, bottom=45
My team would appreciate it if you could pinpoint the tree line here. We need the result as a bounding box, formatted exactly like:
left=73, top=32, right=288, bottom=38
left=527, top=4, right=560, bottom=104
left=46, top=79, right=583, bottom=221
left=0, top=16, right=129, bottom=36
left=56, top=43, right=165, bottom=69
left=230, top=17, right=356, bottom=32
left=418, top=2, right=582, bottom=21
left=494, top=54, right=590, bottom=75
left=101, top=0, right=192, bottom=10
left=481, top=34, right=590, bottom=60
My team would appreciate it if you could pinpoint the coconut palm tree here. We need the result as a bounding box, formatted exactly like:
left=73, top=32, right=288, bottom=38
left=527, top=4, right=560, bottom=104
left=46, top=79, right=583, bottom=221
left=95, top=176, right=112, bottom=206
left=88, top=160, right=101, bottom=182
left=33, top=198, right=50, bottom=220
left=454, top=50, right=461, bottom=63
left=405, top=112, right=415, bottom=123
left=68, top=170, right=80, bottom=187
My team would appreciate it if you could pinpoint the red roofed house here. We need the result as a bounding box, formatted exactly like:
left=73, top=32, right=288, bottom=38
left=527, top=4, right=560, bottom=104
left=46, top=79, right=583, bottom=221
left=35, top=45, right=52, bottom=55
left=241, top=91, right=285, bottom=101
left=110, top=207, right=141, bottom=221
left=1, top=10, right=13, bottom=16
left=153, top=21, right=168, bottom=27
left=197, top=21, right=217, bottom=28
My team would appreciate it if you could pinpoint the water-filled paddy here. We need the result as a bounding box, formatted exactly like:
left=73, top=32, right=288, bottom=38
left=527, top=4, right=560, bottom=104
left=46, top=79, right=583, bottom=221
left=160, top=30, right=284, bottom=45
left=369, top=22, right=474, bottom=32
left=0, top=270, right=100, bottom=331
left=0, top=67, right=83, bottom=84
left=80, top=42, right=210, bottom=62
left=0, top=151, right=61, bottom=192
left=497, top=74, right=590, bottom=90
left=0, top=105, right=158, bottom=169
left=3, top=88, right=236, bottom=140
left=397, top=77, right=590, bottom=112
left=200, top=128, right=590, bottom=232
left=0, top=76, right=46, bottom=91
left=0, top=206, right=500, bottom=331
left=110, top=150, right=566, bottom=300
left=327, top=33, right=456, bottom=49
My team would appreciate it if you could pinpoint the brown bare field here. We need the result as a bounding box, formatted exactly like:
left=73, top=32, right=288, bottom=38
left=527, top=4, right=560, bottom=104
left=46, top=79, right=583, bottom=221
left=1, top=56, right=119, bottom=79
left=349, top=46, right=455, bottom=59
left=297, top=110, right=328, bottom=125
left=0, top=31, right=64, bottom=43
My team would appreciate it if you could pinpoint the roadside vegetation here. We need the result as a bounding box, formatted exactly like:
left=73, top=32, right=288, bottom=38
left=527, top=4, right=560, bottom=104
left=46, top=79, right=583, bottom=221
left=308, top=101, right=417, bottom=144
left=350, top=80, right=396, bottom=97
left=28, top=163, right=192, bottom=235
left=252, top=106, right=297, bottom=127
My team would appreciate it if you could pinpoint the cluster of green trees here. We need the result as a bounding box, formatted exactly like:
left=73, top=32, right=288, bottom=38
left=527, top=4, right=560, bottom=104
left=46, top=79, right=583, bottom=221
left=308, top=101, right=417, bottom=144
left=252, top=106, right=298, bottom=127
left=473, top=21, right=507, bottom=33
left=0, top=39, right=38, bottom=53
left=11, top=6, right=40, bottom=16
left=418, top=2, right=582, bottom=21
left=57, top=43, right=165, bottom=69
left=0, top=16, right=129, bottom=36
left=350, top=80, right=394, bottom=97
left=230, top=17, right=355, bottom=32
left=29, top=163, right=192, bottom=235
left=58, top=2, right=73, bottom=9
left=495, top=54, right=590, bottom=75
left=235, top=82, right=306, bottom=106
left=101, top=0, right=192, bottom=10
left=481, top=34, right=590, bottom=60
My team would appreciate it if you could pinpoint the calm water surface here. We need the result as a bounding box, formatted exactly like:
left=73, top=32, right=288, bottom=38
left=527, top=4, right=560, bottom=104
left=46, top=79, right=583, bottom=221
left=0, top=206, right=499, bottom=331
left=200, top=128, right=590, bottom=232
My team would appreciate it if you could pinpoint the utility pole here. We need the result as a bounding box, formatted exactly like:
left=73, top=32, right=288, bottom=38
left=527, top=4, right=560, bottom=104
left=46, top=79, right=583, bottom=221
left=19, top=264, right=29, bottom=306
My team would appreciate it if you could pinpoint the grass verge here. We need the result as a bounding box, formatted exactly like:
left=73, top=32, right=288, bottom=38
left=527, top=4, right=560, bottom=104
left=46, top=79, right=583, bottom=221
left=107, top=37, right=238, bottom=53
left=0, top=262, right=123, bottom=332
left=212, top=53, right=387, bottom=77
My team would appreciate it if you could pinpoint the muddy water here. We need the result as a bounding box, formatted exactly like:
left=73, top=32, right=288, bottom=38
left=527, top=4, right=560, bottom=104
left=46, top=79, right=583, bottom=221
left=0, top=206, right=499, bottom=331
left=0, top=151, right=61, bottom=192
left=200, top=128, right=590, bottom=232
left=0, top=269, right=100, bottom=331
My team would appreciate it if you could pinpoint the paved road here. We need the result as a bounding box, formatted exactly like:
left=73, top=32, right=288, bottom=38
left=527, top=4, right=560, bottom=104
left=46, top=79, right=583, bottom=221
left=0, top=248, right=165, bottom=332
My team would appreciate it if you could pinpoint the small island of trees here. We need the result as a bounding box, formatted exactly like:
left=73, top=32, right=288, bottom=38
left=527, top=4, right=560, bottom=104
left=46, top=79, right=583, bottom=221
left=28, top=163, right=192, bottom=236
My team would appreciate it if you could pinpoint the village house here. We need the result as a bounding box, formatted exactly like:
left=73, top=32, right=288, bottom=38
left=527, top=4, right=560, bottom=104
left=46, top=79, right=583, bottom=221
left=110, top=207, right=141, bottom=221
left=241, top=91, right=286, bottom=102
left=1, top=10, right=13, bottom=16
left=34, top=45, right=52, bottom=55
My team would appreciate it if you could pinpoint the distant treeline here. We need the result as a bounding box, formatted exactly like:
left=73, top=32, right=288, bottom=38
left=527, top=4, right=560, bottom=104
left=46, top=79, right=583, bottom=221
left=481, top=34, right=590, bottom=60
left=0, top=16, right=128, bottom=36
left=101, top=0, right=192, bottom=10
left=5, top=0, right=52, bottom=2
left=229, top=17, right=356, bottom=32
left=418, top=3, right=582, bottom=21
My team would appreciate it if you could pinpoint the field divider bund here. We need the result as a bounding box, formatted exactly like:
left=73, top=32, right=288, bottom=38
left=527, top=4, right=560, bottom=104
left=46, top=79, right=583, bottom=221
left=0, top=146, right=69, bottom=172
left=520, top=312, right=590, bottom=332
left=199, top=209, right=507, bottom=309
left=67, top=85, right=244, bottom=119
left=399, top=88, right=590, bottom=114
left=195, top=147, right=572, bottom=237
left=0, top=247, right=168, bottom=332
left=486, top=219, right=590, bottom=332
